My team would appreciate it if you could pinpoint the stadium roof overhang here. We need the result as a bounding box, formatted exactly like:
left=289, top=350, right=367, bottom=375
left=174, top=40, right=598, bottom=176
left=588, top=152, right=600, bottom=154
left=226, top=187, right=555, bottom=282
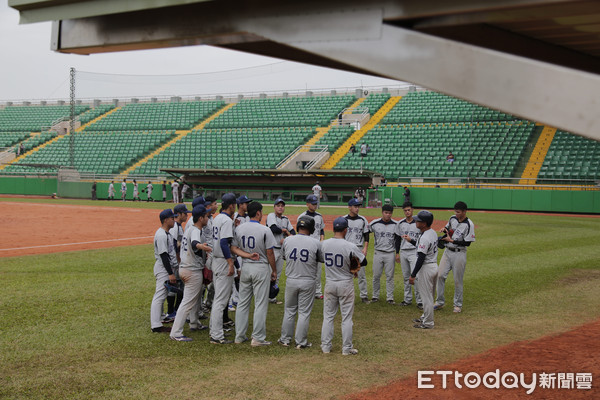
left=9, top=0, right=600, bottom=141
left=160, top=168, right=379, bottom=188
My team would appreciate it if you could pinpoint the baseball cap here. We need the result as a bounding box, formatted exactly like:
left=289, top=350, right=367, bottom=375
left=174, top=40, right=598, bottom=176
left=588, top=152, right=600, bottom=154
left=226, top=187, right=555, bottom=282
left=236, top=195, right=252, bottom=205
left=274, top=198, right=285, bottom=206
left=159, top=209, right=176, bottom=222
left=296, top=215, right=315, bottom=234
left=413, top=210, right=434, bottom=225
left=173, top=204, right=191, bottom=215
left=333, top=216, right=348, bottom=231
left=192, top=196, right=205, bottom=208
left=221, top=192, right=237, bottom=208
left=306, top=194, right=319, bottom=205
left=348, top=198, right=362, bottom=207
left=192, top=205, right=208, bottom=219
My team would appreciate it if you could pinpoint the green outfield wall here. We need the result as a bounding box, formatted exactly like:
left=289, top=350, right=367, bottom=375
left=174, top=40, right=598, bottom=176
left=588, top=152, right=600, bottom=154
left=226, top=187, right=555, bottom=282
left=0, top=176, right=58, bottom=196
left=373, top=186, right=600, bottom=214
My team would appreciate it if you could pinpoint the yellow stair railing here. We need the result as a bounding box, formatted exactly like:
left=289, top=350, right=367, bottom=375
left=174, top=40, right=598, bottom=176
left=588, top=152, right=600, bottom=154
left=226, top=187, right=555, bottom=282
left=0, top=132, right=66, bottom=171
left=519, top=126, right=557, bottom=185
left=76, top=107, right=121, bottom=132
left=320, top=96, right=401, bottom=169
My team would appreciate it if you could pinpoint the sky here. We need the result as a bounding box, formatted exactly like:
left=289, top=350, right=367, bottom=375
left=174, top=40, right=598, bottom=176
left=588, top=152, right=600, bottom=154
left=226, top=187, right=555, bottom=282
left=0, top=2, right=405, bottom=102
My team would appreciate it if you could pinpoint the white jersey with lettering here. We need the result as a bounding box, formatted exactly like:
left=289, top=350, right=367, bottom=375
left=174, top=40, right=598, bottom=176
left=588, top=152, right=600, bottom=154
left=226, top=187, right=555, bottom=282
left=368, top=218, right=398, bottom=252
left=321, top=237, right=366, bottom=282
left=266, top=212, right=294, bottom=247
left=343, top=214, right=369, bottom=247
left=169, top=222, right=185, bottom=246
left=444, top=216, right=476, bottom=250
left=395, top=218, right=420, bottom=251
left=212, top=212, right=234, bottom=258
left=180, top=225, right=205, bottom=271
left=153, top=227, right=177, bottom=271
left=233, top=221, right=277, bottom=264
left=233, top=212, right=250, bottom=226
left=298, top=210, right=325, bottom=240
left=416, top=228, right=439, bottom=263
left=282, top=234, right=323, bottom=280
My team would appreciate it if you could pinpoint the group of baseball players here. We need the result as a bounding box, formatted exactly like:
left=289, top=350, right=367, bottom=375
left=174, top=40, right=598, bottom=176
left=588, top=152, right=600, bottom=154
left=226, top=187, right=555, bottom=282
left=106, top=180, right=193, bottom=203
left=150, top=192, right=475, bottom=354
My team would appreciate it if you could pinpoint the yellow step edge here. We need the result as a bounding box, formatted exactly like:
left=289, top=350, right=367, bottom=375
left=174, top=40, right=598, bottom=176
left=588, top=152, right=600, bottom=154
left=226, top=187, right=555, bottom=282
left=119, top=103, right=235, bottom=176
left=518, top=126, right=557, bottom=185
left=320, top=96, right=401, bottom=169
left=0, top=133, right=67, bottom=170
left=76, top=107, right=122, bottom=132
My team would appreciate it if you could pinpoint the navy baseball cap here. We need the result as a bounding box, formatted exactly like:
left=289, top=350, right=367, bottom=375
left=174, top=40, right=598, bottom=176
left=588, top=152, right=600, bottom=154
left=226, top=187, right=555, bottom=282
left=173, top=204, right=191, bottom=215
left=159, top=209, right=176, bottom=222
left=192, top=196, right=205, bottom=208
left=333, top=216, right=348, bottom=230
left=274, top=198, right=285, bottom=206
left=348, top=198, right=362, bottom=207
left=306, top=194, right=319, bottom=205
left=192, top=205, right=208, bottom=219
left=221, top=192, right=237, bottom=207
left=237, top=195, right=252, bottom=205
left=413, top=210, right=434, bottom=225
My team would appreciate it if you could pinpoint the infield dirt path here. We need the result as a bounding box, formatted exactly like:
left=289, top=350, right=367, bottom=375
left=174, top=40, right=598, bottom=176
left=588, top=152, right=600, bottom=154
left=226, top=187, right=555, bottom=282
left=0, top=201, right=446, bottom=258
left=348, top=319, right=599, bottom=399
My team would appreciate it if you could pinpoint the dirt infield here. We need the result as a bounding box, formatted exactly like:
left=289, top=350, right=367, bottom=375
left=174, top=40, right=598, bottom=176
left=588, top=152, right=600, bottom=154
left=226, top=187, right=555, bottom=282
left=348, top=319, right=599, bottom=399
left=0, top=202, right=445, bottom=258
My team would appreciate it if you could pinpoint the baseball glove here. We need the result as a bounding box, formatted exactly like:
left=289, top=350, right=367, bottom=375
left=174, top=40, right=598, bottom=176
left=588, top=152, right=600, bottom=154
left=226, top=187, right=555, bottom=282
left=350, top=256, right=361, bottom=277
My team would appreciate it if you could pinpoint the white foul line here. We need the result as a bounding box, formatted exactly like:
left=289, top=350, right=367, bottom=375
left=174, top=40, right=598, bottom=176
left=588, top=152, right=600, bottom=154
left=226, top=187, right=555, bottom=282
left=0, top=236, right=153, bottom=252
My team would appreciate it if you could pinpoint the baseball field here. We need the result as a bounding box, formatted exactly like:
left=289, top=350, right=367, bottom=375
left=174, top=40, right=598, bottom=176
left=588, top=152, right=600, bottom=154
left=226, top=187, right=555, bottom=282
left=1, top=196, right=599, bottom=399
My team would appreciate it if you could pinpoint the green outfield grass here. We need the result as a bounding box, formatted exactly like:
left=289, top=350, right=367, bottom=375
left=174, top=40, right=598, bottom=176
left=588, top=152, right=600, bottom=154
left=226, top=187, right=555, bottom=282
left=1, top=200, right=600, bottom=399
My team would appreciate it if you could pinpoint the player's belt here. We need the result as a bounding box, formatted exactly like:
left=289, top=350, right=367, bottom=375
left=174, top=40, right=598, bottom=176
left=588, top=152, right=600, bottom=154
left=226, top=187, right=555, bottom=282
left=447, top=247, right=465, bottom=252
left=374, top=249, right=395, bottom=253
left=273, top=247, right=281, bottom=249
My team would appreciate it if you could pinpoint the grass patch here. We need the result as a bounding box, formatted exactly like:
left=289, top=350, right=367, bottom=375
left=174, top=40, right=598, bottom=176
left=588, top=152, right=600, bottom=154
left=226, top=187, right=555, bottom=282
left=1, top=203, right=600, bottom=399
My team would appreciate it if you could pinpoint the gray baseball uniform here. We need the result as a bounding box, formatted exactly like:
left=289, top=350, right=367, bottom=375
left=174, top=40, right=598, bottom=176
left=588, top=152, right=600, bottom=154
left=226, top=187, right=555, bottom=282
left=233, top=221, right=277, bottom=343
left=369, top=218, right=397, bottom=302
left=414, top=228, right=439, bottom=328
left=396, top=218, right=422, bottom=304
left=436, top=216, right=476, bottom=308
left=280, top=234, right=324, bottom=347
left=108, top=183, right=115, bottom=199
left=150, top=227, right=178, bottom=329
left=209, top=212, right=235, bottom=341
left=344, top=214, right=370, bottom=300
left=266, top=212, right=294, bottom=286
left=298, top=210, right=325, bottom=296
left=171, top=225, right=206, bottom=338
left=320, top=237, right=366, bottom=354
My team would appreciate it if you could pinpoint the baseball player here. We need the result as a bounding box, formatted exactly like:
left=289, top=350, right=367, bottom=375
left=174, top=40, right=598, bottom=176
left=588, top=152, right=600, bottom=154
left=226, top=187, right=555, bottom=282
left=162, top=181, right=167, bottom=202
left=171, top=181, right=180, bottom=203
left=435, top=201, right=476, bottom=313
left=209, top=193, right=258, bottom=344
left=298, top=195, right=325, bottom=299
left=405, top=210, right=438, bottom=329
left=108, top=181, right=115, bottom=200
left=170, top=205, right=212, bottom=341
left=321, top=217, right=367, bottom=355
left=311, top=181, right=323, bottom=208
left=266, top=198, right=296, bottom=303
left=181, top=183, right=190, bottom=201
left=395, top=202, right=422, bottom=308
left=164, top=204, right=191, bottom=321
left=132, top=179, right=140, bottom=201
left=278, top=216, right=323, bottom=349
left=233, top=201, right=277, bottom=346
left=146, top=181, right=153, bottom=202
left=234, top=195, right=252, bottom=225
left=121, top=179, right=127, bottom=201
left=343, top=198, right=371, bottom=303
left=369, top=204, right=398, bottom=304
left=150, top=209, right=178, bottom=333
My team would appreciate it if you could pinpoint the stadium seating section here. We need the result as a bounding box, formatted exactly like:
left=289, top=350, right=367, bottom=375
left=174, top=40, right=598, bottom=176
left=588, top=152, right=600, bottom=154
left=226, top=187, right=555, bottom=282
left=0, top=105, right=89, bottom=132
left=132, top=127, right=315, bottom=175
left=206, top=95, right=355, bottom=128
left=3, top=131, right=173, bottom=175
left=538, top=130, right=600, bottom=181
left=382, top=91, right=515, bottom=124
left=335, top=122, right=535, bottom=178
left=1, top=92, right=597, bottom=182
left=84, top=101, right=225, bottom=131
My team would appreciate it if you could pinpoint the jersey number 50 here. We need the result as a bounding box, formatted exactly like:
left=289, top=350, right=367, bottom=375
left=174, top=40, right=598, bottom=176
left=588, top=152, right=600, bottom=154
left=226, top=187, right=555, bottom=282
left=324, top=253, right=344, bottom=268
